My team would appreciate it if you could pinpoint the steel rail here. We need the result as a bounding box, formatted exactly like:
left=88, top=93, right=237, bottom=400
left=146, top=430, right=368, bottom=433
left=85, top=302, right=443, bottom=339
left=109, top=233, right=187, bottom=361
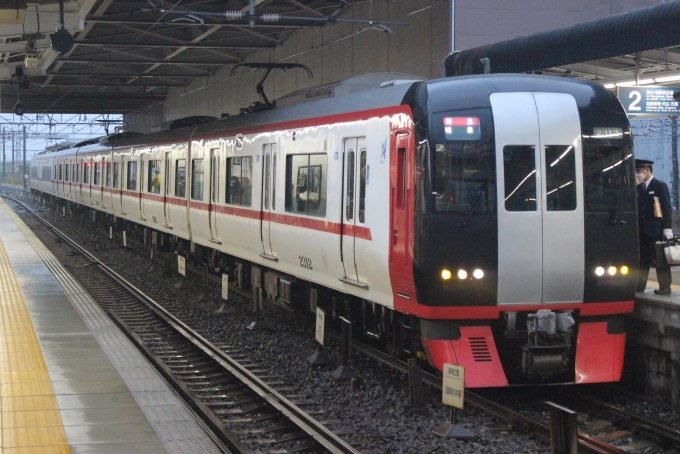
left=3, top=193, right=360, bottom=454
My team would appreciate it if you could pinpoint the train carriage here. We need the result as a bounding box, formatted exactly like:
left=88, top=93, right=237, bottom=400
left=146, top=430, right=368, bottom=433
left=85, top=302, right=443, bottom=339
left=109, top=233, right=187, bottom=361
left=30, top=73, right=638, bottom=387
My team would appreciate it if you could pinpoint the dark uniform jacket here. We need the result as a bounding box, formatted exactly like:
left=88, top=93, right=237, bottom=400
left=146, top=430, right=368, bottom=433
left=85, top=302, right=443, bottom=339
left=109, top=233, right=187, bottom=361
left=637, top=177, right=673, bottom=238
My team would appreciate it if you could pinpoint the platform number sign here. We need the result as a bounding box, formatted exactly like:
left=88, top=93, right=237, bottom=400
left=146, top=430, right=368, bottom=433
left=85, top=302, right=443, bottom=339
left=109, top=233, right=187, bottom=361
left=177, top=255, right=186, bottom=276
left=442, top=363, right=465, bottom=410
left=618, top=87, right=680, bottom=115
left=315, top=308, right=325, bottom=346
left=222, top=274, right=229, bottom=300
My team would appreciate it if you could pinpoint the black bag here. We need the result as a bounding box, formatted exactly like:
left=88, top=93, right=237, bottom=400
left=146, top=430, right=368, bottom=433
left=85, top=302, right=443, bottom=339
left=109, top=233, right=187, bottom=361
left=655, top=238, right=680, bottom=268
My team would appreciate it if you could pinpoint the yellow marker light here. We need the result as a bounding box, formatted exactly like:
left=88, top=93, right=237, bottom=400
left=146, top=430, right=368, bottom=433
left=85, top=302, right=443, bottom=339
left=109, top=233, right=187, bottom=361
left=457, top=269, right=468, bottom=280
left=620, top=266, right=629, bottom=275
left=441, top=269, right=452, bottom=280
left=595, top=267, right=605, bottom=276
left=608, top=266, right=617, bottom=276
left=473, top=269, right=484, bottom=279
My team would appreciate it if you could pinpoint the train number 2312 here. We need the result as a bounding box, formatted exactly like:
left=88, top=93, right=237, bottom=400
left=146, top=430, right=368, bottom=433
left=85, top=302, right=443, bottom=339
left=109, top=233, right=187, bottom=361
left=299, top=255, right=313, bottom=270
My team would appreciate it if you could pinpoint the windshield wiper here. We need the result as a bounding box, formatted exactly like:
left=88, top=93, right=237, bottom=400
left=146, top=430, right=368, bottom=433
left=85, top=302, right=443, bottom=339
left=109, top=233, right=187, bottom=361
left=458, top=182, right=487, bottom=228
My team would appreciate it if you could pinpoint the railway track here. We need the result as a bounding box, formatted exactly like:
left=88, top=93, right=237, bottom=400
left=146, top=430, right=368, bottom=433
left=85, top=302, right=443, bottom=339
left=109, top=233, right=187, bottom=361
left=5, top=187, right=680, bottom=454
left=2, top=192, right=363, bottom=454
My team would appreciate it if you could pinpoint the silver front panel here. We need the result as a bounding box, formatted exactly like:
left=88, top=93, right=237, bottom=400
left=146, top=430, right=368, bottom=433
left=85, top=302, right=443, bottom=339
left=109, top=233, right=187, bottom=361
left=492, top=92, right=584, bottom=305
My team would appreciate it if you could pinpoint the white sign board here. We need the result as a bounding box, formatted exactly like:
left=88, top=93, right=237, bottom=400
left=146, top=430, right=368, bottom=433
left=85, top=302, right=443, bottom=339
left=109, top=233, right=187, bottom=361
left=109, top=226, right=113, bottom=240
left=123, top=231, right=127, bottom=247
left=315, top=308, right=325, bottom=346
left=442, top=363, right=465, bottom=410
left=177, top=255, right=186, bottom=276
left=222, top=274, right=229, bottom=300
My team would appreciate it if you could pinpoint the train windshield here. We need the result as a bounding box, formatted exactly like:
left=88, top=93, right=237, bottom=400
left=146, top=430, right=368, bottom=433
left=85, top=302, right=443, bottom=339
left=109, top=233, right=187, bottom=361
left=429, top=108, right=497, bottom=213
left=581, top=111, right=635, bottom=213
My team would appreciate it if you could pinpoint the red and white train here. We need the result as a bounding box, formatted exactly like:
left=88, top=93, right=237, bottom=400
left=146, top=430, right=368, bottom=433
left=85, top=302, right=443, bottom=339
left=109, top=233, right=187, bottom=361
left=30, top=73, right=638, bottom=387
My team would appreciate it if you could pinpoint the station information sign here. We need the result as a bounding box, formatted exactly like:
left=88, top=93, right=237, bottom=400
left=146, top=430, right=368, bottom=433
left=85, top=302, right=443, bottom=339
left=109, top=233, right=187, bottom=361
left=617, top=86, right=680, bottom=115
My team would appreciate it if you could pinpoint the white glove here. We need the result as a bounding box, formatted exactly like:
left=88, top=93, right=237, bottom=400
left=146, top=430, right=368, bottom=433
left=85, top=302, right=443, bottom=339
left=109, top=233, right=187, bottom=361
left=664, top=229, right=674, bottom=240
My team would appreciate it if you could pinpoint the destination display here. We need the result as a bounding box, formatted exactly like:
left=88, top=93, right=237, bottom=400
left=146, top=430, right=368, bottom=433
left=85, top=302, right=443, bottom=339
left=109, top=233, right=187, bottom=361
left=618, top=86, right=680, bottom=115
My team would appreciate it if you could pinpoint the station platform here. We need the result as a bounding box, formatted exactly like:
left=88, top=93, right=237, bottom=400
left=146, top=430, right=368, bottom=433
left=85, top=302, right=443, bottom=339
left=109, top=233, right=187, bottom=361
left=0, top=199, right=222, bottom=453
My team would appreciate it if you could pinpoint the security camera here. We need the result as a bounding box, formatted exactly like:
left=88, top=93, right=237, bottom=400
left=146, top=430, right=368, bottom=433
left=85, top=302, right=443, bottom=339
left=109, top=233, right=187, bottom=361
left=13, top=100, right=25, bottom=116
left=24, top=50, right=39, bottom=68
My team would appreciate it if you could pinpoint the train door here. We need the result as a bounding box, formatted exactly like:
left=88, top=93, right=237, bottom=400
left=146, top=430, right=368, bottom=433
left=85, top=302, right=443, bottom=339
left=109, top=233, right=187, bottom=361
left=261, top=144, right=276, bottom=258
left=341, top=138, right=368, bottom=287
left=492, top=93, right=584, bottom=305
left=208, top=148, right=219, bottom=242
left=163, top=153, right=172, bottom=228
left=388, top=132, right=412, bottom=297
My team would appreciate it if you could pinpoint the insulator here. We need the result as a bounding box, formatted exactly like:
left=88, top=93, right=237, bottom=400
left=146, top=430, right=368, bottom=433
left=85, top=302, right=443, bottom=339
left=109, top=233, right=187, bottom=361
left=260, top=13, right=280, bottom=22
left=224, top=11, right=243, bottom=20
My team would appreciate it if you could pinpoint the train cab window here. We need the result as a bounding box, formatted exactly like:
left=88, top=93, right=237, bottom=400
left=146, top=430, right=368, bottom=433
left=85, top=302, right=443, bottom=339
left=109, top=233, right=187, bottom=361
left=285, top=153, right=327, bottom=217
left=503, top=145, right=537, bottom=211
left=64, top=163, right=69, bottom=182
left=83, top=163, right=90, bottom=184
left=191, top=159, right=204, bottom=200
left=148, top=160, right=161, bottom=194
left=175, top=159, right=186, bottom=197
left=127, top=161, right=137, bottom=190
left=430, top=109, right=496, bottom=214
left=545, top=145, right=576, bottom=211
left=94, top=162, right=101, bottom=185
left=113, top=163, right=119, bottom=188
left=226, top=157, right=253, bottom=206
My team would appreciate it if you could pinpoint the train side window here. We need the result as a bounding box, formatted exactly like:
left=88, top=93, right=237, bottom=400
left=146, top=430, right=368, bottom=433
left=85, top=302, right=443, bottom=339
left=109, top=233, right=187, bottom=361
left=64, top=164, right=69, bottom=182
left=83, top=162, right=90, bottom=184
left=94, top=162, right=101, bottom=185
left=59, top=164, right=63, bottom=180
left=359, top=149, right=367, bottom=223
left=396, top=148, right=406, bottom=210
left=545, top=145, right=576, bottom=211
left=72, top=164, right=76, bottom=182
left=226, top=157, right=253, bottom=206
left=76, top=163, right=80, bottom=183
left=175, top=159, right=186, bottom=197
left=503, top=145, right=536, bottom=212
left=272, top=152, right=277, bottom=210
left=42, top=166, right=51, bottom=181
left=285, top=153, right=327, bottom=217
left=191, top=159, right=204, bottom=200
left=105, top=163, right=111, bottom=187
left=30, top=166, right=38, bottom=179
left=113, top=162, right=119, bottom=188
left=346, top=151, right=355, bottom=221
left=127, top=161, right=137, bottom=190
left=53, top=165, right=57, bottom=180
left=148, top=160, right=161, bottom=194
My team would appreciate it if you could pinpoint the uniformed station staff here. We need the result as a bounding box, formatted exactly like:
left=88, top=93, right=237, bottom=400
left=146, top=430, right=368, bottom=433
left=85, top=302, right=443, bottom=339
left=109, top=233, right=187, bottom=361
left=636, top=159, right=673, bottom=294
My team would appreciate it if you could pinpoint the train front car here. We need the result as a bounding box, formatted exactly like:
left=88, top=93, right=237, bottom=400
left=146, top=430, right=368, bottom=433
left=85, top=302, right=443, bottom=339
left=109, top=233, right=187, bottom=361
left=404, top=75, right=637, bottom=386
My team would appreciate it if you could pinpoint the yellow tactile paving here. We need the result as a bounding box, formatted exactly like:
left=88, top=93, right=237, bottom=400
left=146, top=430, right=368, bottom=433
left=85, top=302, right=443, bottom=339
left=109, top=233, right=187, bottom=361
left=0, top=232, right=69, bottom=452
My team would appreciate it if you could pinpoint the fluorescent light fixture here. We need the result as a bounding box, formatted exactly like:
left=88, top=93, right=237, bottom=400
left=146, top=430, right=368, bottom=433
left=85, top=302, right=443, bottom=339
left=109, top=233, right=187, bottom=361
left=603, top=83, right=616, bottom=89
left=638, top=79, right=655, bottom=85
left=615, top=80, right=637, bottom=87
left=655, top=74, right=680, bottom=83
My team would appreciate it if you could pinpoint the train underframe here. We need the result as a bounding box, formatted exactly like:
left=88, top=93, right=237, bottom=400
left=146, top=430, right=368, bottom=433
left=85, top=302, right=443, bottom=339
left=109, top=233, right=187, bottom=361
left=43, top=197, right=627, bottom=388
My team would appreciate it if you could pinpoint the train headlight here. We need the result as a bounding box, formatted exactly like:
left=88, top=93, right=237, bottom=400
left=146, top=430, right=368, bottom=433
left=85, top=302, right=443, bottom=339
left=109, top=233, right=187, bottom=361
left=608, top=266, right=617, bottom=276
left=473, top=269, right=484, bottom=279
left=595, top=267, right=605, bottom=276
left=457, top=269, right=468, bottom=280
left=620, top=266, right=629, bottom=275
left=441, top=269, right=452, bottom=280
